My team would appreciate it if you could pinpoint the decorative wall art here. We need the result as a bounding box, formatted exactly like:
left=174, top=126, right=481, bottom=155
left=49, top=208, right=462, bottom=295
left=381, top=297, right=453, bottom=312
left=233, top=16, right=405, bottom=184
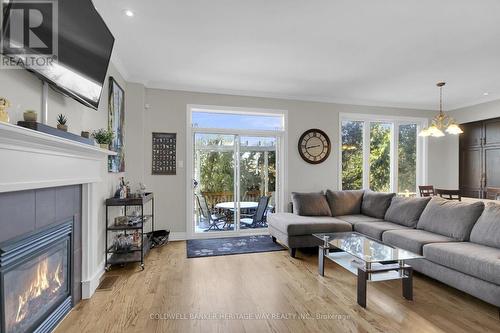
left=152, top=132, right=177, bottom=175
left=108, top=77, right=125, bottom=172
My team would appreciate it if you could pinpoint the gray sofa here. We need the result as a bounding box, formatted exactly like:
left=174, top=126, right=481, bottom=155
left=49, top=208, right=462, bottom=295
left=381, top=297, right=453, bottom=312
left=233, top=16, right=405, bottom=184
left=268, top=190, right=500, bottom=308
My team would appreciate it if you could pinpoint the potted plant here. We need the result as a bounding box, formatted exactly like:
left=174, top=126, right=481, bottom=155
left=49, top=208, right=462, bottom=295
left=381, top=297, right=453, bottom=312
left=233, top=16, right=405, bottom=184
left=92, top=128, right=114, bottom=149
left=56, top=114, right=68, bottom=131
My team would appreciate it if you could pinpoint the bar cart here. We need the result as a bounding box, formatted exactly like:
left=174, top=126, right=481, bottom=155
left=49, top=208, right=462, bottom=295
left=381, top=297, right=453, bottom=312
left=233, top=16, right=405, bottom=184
left=105, top=192, right=155, bottom=271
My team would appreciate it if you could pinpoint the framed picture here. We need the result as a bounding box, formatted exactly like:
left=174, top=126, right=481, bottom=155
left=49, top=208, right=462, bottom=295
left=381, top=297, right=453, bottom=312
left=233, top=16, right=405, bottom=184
left=108, top=77, right=125, bottom=173
left=152, top=132, right=176, bottom=175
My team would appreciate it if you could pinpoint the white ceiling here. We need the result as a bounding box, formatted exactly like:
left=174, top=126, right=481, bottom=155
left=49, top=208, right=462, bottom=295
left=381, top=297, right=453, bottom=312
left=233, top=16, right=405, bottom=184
left=94, top=0, right=500, bottom=110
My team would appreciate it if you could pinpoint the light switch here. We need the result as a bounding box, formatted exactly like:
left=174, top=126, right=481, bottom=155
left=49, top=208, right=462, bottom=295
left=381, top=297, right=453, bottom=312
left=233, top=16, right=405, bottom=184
left=178, top=160, right=184, bottom=168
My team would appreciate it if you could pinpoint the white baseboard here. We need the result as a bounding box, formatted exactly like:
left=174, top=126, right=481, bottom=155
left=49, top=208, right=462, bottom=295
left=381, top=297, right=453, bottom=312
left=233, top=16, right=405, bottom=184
left=169, top=231, right=187, bottom=241
left=81, top=259, right=105, bottom=299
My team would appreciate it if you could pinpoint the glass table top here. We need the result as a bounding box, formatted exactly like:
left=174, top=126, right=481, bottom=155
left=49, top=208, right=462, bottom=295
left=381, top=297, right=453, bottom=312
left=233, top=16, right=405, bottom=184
left=313, top=232, right=423, bottom=263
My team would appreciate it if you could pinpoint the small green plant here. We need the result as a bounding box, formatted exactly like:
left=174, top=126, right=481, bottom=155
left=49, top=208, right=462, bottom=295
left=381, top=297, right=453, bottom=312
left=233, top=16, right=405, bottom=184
left=92, top=128, right=114, bottom=144
left=56, top=114, right=67, bottom=125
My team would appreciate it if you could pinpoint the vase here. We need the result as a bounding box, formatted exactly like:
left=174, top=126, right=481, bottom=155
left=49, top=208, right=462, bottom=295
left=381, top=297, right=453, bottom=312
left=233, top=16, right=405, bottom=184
left=23, top=110, right=37, bottom=122
left=100, top=143, right=109, bottom=149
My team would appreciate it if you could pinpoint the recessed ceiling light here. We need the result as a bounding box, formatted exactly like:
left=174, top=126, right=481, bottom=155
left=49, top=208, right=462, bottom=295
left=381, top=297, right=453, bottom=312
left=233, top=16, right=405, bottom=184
left=483, top=92, right=489, bottom=96
left=124, top=9, right=134, bottom=17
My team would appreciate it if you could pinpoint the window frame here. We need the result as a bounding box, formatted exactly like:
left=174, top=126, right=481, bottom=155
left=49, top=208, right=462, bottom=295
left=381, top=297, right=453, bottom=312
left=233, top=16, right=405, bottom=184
left=338, top=113, right=428, bottom=194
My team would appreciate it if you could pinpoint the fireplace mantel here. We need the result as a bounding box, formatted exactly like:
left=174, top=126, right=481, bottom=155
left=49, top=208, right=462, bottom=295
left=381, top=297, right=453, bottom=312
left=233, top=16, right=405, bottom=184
left=0, top=121, right=117, bottom=299
left=0, top=122, right=116, bottom=193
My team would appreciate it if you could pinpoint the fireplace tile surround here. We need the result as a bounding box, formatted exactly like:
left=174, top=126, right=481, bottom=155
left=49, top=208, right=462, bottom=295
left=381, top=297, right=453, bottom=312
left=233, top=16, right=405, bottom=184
left=0, top=185, right=82, bottom=304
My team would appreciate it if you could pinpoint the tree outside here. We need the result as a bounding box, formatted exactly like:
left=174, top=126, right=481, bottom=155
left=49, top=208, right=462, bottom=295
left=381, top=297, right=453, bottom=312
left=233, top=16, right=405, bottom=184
left=369, top=122, right=391, bottom=192
left=398, top=124, right=417, bottom=194
left=341, top=121, right=417, bottom=194
left=341, top=121, right=363, bottom=190
left=195, top=134, right=276, bottom=207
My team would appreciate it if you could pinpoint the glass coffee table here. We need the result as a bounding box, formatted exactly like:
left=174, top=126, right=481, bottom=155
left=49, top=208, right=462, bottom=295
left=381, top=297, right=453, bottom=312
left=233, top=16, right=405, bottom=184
left=313, top=232, right=423, bottom=308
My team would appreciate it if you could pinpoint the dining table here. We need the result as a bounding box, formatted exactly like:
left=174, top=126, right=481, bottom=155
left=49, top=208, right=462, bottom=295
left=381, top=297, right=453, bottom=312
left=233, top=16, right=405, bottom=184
left=215, top=201, right=259, bottom=210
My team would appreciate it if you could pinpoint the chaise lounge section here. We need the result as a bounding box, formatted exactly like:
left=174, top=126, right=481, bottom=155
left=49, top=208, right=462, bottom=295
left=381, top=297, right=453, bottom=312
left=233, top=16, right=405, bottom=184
left=268, top=190, right=500, bottom=309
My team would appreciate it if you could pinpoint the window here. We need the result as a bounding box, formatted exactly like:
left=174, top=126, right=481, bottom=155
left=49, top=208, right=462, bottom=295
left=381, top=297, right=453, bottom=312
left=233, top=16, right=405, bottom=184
left=369, top=122, right=392, bottom=192
left=191, top=109, right=284, bottom=131
left=340, top=114, right=426, bottom=196
left=341, top=120, right=363, bottom=190
left=398, top=124, right=417, bottom=195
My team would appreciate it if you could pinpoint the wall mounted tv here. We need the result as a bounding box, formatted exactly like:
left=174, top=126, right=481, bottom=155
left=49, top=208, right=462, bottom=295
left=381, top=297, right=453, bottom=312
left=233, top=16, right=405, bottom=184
left=2, top=0, right=115, bottom=110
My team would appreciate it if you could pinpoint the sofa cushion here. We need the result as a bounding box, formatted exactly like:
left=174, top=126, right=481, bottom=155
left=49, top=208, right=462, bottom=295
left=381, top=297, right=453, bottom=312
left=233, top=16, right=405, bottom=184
left=361, top=190, right=396, bottom=219
left=382, top=229, right=455, bottom=255
left=291, top=192, right=331, bottom=216
left=470, top=202, right=500, bottom=249
left=335, top=214, right=384, bottom=225
left=384, top=196, right=431, bottom=227
left=423, top=242, right=500, bottom=285
left=325, top=190, right=364, bottom=216
left=354, top=222, right=411, bottom=240
left=417, top=197, right=484, bottom=241
left=267, top=213, right=352, bottom=236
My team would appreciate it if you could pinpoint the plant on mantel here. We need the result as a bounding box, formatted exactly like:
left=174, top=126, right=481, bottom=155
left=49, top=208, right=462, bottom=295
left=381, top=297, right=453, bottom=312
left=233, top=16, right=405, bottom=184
left=56, top=114, right=68, bottom=132
left=92, top=128, right=114, bottom=149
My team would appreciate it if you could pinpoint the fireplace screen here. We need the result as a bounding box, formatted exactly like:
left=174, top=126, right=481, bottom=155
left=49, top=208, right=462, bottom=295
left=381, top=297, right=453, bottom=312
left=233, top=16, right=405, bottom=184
left=3, top=240, right=70, bottom=333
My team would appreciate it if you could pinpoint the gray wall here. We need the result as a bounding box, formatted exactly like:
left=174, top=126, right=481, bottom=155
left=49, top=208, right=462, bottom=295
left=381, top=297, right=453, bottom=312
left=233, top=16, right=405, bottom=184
left=124, top=87, right=437, bottom=235
left=0, top=185, right=82, bottom=303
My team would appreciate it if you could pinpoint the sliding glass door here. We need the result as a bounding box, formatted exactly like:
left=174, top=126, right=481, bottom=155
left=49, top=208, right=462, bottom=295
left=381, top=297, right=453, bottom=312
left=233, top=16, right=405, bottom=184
left=193, top=133, right=279, bottom=233
left=239, top=136, right=277, bottom=230
left=194, top=133, right=236, bottom=232
left=189, top=106, right=285, bottom=236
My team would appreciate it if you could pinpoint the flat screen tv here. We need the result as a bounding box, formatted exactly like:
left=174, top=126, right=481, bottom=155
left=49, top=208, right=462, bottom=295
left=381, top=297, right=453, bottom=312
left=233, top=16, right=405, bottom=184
left=2, top=0, right=115, bottom=110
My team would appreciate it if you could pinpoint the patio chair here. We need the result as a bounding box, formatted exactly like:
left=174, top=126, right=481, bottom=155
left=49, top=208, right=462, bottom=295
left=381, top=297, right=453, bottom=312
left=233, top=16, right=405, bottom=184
left=195, top=194, right=225, bottom=231
left=240, top=196, right=270, bottom=228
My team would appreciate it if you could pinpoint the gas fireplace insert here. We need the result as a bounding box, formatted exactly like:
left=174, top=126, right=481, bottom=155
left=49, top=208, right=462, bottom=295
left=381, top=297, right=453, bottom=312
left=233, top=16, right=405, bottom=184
left=0, top=221, right=73, bottom=333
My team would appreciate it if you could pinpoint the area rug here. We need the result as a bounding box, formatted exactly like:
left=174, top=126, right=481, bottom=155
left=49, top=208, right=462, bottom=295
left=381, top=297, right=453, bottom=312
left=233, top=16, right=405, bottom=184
left=187, top=235, right=285, bottom=258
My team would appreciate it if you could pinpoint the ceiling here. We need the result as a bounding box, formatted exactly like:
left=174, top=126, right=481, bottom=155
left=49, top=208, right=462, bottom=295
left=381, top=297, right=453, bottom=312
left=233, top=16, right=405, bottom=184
left=93, top=0, right=500, bottom=110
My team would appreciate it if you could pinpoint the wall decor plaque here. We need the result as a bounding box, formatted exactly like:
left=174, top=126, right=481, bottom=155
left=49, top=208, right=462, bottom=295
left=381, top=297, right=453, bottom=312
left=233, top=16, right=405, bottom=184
left=152, top=132, right=176, bottom=175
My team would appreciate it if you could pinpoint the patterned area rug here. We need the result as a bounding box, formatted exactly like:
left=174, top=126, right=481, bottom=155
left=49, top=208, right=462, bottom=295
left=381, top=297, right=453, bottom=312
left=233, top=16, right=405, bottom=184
left=187, top=235, right=285, bottom=258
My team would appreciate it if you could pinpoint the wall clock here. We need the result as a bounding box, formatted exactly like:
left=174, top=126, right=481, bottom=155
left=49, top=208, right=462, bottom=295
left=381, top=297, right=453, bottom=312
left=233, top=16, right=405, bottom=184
left=298, top=129, right=331, bottom=164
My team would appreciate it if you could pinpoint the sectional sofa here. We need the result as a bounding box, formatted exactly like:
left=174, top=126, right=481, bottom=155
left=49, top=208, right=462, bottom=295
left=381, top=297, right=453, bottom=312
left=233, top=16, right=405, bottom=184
left=268, top=189, right=500, bottom=309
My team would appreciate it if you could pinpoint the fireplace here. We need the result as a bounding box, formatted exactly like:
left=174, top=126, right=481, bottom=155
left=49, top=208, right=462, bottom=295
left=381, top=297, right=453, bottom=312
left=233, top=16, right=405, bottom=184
left=0, top=221, right=73, bottom=333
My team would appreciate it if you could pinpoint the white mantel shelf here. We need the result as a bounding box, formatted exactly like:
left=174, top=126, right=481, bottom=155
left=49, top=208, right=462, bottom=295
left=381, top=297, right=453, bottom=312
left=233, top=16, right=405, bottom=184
left=0, top=121, right=117, bottom=157
left=0, top=121, right=116, bottom=193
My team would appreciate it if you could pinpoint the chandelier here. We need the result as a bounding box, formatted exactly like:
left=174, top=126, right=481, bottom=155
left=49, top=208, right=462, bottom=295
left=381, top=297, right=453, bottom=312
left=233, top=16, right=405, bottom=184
left=418, top=82, right=463, bottom=137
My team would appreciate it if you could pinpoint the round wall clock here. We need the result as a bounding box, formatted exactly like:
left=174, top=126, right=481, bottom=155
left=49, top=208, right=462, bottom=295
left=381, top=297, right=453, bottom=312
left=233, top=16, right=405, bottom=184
left=298, top=129, right=331, bottom=164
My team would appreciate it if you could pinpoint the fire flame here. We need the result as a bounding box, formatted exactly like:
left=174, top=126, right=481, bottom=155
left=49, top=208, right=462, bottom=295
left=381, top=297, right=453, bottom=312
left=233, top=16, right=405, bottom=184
left=15, top=258, right=64, bottom=323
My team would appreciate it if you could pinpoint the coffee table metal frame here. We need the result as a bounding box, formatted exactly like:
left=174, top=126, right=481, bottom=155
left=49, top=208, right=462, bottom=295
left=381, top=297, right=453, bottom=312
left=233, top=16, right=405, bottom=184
left=315, top=232, right=421, bottom=308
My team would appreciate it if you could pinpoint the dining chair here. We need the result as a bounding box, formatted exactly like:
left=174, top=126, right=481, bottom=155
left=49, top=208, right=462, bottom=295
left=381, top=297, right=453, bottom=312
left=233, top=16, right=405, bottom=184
left=486, top=187, right=500, bottom=200
left=435, top=189, right=462, bottom=201
left=419, top=185, right=435, bottom=197
left=195, top=194, right=225, bottom=231
left=240, top=196, right=270, bottom=228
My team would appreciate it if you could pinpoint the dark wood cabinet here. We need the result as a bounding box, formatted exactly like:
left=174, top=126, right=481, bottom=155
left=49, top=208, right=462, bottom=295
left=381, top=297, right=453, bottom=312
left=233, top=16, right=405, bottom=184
left=460, top=117, right=500, bottom=198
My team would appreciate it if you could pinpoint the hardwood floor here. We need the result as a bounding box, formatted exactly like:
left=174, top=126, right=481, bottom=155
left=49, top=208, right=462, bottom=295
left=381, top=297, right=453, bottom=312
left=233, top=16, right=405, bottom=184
left=56, top=241, right=500, bottom=333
